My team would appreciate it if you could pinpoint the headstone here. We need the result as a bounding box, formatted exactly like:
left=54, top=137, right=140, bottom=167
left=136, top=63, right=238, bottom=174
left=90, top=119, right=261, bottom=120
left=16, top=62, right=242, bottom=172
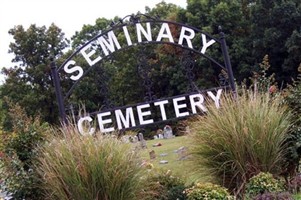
left=163, top=125, right=173, bottom=139
left=158, top=133, right=164, bottom=139
left=134, top=136, right=139, bottom=143
left=177, top=146, right=189, bottom=160
left=121, top=135, right=130, bottom=143
left=159, top=160, right=168, bottom=164
left=185, top=126, right=191, bottom=135
left=138, top=132, right=147, bottom=148
left=160, top=153, right=168, bottom=157
left=156, top=128, right=163, bottom=135
left=130, top=136, right=138, bottom=143
left=149, top=150, right=156, bottom=159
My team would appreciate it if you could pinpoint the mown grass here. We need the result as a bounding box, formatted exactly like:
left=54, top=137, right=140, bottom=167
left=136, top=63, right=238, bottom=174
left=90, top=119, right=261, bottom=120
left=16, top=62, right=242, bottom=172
left=140, top=136, right=301, bottom=198
left=139, top=136, right=199, bottom=184
left=294, top=194, right=301, bottom=199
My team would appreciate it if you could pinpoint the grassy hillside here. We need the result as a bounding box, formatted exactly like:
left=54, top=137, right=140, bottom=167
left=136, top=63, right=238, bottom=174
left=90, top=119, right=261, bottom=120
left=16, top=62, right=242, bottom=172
left=138, top=136, right=200, bottom=183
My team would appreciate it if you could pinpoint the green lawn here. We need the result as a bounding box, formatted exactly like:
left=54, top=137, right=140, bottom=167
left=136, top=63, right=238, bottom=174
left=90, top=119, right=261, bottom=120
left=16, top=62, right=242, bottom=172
left=138, top=136, right=199, bottom=183
left=138, top=136, right=301, bottom=198
left=294, top=194, right=301, bottom=200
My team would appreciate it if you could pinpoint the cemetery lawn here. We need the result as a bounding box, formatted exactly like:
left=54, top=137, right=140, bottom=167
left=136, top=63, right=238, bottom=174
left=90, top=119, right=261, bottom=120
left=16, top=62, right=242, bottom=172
left=139, top=136, right=198, bottom=184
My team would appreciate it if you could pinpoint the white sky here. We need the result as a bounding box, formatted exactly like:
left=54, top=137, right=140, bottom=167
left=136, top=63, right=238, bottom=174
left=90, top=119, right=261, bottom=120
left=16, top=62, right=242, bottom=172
left=0, top=0, right=186, bottom=82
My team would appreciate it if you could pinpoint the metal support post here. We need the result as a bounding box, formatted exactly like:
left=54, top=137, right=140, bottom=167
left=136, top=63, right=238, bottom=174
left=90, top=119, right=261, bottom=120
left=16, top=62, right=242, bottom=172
left=50, top=59, right=67, bottom=124
left=219, top=27, right=236, bottom=97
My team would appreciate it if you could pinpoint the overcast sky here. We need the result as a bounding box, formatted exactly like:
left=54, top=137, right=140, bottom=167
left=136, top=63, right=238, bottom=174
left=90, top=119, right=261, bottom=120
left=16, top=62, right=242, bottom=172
left=0, top=0, right=186, bottom=82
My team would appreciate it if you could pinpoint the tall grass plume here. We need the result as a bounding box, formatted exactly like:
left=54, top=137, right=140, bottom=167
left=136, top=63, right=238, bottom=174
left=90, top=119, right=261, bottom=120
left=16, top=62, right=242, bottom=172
left=189, top=90, right=292, bottom=195
left=37, top=126, right=145, bottom=200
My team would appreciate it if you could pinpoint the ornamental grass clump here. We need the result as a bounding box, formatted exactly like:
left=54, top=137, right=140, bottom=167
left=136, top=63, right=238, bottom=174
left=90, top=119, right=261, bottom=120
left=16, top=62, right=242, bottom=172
left=189, top=90, right=292, bottom=195
left=38, top=127, right=145, bottom=200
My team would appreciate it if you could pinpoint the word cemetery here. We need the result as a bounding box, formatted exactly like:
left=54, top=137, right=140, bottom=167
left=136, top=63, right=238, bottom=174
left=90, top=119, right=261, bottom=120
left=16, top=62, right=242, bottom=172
left=77, top=89, right=223, bottom=134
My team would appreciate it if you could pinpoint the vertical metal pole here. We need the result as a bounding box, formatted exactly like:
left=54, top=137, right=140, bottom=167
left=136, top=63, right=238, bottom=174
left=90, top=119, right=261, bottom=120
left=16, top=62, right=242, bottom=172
left=219, top=27, right=236, bottom=97
left=50, top=58, right=67, bottom=124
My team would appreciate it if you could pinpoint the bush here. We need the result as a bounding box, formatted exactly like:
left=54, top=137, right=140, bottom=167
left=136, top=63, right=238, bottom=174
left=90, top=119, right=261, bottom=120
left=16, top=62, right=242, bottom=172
left=189, top=90, right=292, bottom=195
left=142, top=169, right=187, bottom=200
left=245, top=172, right=285, bottom=198
left=38, top=127, right=146, bottom=200
left=283, top=65, right=301, bottom=179
left=0, top=103, right=48, bottom=199
left=184, top=182, right=234, bottom=200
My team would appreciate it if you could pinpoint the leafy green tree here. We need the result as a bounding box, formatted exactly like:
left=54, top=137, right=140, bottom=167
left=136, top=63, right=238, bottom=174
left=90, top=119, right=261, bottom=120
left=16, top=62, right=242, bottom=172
left=184, top=0, right=253, bottom=82
left=145, top=1, right=181, bottom=18
left=71, top=17, right=110, bottom=48
left=0, top=24, right=68, bottom=129
left=250, top=0, right=301, bottom=83
left=184, top=0, right=301, bottom=85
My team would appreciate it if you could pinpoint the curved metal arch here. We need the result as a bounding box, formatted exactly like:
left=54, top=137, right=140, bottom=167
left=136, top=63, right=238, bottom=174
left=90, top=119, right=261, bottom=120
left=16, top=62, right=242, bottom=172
left=58, top=15, right=222, bottom=72
left=63, top=42, right=226, bottom=100
left=52, top=14, right=236, bottom=124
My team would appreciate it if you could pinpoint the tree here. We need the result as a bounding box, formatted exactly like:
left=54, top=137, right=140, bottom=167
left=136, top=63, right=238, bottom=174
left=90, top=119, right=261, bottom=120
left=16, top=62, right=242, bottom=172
left=183, top=0, right=301, bottom=85
left=0, top=24, right=68, bottom=129
left=183, top=0, right=253, bottom=83
left=250, top=0, right=301, bottom=84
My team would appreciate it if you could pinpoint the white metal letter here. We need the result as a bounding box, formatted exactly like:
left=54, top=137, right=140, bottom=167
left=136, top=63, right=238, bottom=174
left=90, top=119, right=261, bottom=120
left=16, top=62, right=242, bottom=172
left=178, top=27, right=195, bottom=49
left=154, top=100, right=169, bottom=120
left=137, top=104, right=154, bottom=125
left=63, top=60, right=84, bottom=81
left=207, top=89, right=223, bottom=108
left=173, top=97, right=189, bottom=117
left=97, top=30, right=121, bottom=56
left=123, top=26, right=133, bottom=46
left=97, top=112, right=114, bottom=133
left=80, top=43, right=102, bottom=66
left=115, top=107, right=136, bottom=129
left=156, top=23, right=174, bottom=43
left=77, top=116, right=95, bottom=136
left=136, top=23, right=152, bottom=42
left=189, top=94, right=207, bottom=113
left=200, top=34, right=216, bottom=54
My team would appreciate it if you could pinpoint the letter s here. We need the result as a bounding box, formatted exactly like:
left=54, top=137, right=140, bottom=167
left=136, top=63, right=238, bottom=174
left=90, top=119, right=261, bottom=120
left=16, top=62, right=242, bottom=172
left=63, top=60, right=84, bottom=81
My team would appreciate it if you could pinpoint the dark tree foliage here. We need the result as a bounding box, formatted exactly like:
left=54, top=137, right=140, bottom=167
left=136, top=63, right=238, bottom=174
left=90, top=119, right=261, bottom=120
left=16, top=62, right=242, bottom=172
left=184, top=0, right=301, bottom=85
left=249, top=0, right=301, bottom=84
left=0, top=24, right=68, bottom=130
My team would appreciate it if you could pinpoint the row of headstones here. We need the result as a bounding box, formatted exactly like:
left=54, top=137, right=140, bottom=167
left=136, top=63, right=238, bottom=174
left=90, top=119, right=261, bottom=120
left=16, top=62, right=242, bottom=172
left=121, top=132, right=147, bottom=148
left=153, top=125, right=174, bottom=140
left=149, top=146, right=189, bottom=162
left=120, top=125, right=174, bottom=143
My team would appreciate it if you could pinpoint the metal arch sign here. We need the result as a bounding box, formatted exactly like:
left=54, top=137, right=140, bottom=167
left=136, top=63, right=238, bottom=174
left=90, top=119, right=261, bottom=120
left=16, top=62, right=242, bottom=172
left=51, top=14, right=236, bottom=134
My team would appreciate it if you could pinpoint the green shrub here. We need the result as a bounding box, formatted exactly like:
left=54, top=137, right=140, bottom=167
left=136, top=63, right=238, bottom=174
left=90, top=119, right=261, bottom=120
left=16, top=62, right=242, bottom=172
left=0, top=103, right=48, bottom=199
left=245, top=172, right=285, bottom=199
left=189, top=90, right=292, bottom=195
left=184, top=182, right=234, bottom=200
left=38, top=127, right=146, bottom=200
left=142, top=169, right=187, bottom=200
left=283, top=65, right=301, bottom=179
